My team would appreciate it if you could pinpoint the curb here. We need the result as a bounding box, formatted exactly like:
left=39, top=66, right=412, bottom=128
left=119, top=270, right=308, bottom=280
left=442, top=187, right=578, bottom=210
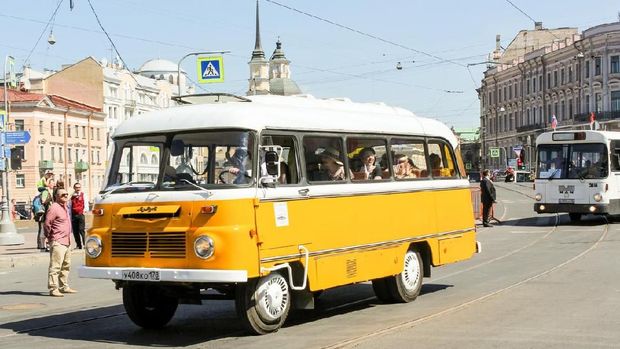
left=0, top=249, right=84, bottom=270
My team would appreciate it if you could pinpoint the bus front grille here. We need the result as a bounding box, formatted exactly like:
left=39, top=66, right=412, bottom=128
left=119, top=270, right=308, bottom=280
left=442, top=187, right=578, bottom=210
left=111, top=232, right=186, bottom=258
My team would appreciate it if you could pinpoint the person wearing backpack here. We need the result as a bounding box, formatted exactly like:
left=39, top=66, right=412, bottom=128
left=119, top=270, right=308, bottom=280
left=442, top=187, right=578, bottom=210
left=70, top=183, right=88, bottom=249
left=37, top=178, right=55, bottom=251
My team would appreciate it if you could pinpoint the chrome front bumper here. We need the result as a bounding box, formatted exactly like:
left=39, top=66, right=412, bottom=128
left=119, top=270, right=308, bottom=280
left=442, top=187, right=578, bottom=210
left=78, top=266, right=248, bottom=283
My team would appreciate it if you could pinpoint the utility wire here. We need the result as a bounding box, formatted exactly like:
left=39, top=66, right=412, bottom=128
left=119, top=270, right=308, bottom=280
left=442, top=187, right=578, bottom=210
left=86, top=0, right=140, bottom=86
left=23, top=0, right=64, bottom=66
left=504, top=0, right=537, bottom=23
left=264, top=0, right=466, bottom=68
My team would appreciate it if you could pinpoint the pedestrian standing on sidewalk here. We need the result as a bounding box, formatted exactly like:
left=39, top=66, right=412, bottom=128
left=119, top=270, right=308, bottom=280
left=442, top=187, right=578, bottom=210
left=37, top=178, right=55, bottom=252
left=70, top=183, right=88, bottom=249
left=44, top=188, right=78, bottom=297
left=480, top=169, right=497, bottom=228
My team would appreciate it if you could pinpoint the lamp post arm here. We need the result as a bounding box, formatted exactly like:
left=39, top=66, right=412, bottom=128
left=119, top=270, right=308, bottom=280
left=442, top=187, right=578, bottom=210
left=177, top=51, right=231, bottom=96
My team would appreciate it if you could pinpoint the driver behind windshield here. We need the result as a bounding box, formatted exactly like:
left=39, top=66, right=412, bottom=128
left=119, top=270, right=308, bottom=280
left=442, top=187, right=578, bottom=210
left=225, top=148, right=252, bottom=184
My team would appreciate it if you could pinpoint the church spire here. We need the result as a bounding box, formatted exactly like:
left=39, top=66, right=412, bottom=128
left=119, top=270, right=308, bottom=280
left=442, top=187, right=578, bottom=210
left=251, top=0, right=265, bottom=59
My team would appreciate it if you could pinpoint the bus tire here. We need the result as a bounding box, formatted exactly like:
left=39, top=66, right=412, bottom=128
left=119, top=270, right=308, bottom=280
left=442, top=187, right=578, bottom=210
left=386, top=249, right=423, bottom=303
left=371, top=278, right=392, bottom=303
left=569, top=213, right=581, bottom=222
left=122, top=284, right=178, bottom=329
left=235, top=272, right=291, bottom=335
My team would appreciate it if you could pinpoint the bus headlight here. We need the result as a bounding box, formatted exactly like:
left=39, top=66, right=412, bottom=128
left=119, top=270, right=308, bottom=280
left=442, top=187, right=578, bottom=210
left=85, top=236, right=102, bottom=258
left=593, top=193, right=603, bottom=202
left=535, top=193, right=543, bottom=201
left=194, top=236, right=215, bottom=259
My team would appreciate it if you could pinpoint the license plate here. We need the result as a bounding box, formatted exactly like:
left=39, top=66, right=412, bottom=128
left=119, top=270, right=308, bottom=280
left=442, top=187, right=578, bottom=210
left=121, top=269, right=160, bottom=282
left=558, top=199, right=574, bottom=204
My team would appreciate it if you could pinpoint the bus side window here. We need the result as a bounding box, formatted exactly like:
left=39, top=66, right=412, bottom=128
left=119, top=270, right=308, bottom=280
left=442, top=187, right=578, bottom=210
left=427, top=141, right=456, bottom=178
left=260, top=135, right=299, bottom=184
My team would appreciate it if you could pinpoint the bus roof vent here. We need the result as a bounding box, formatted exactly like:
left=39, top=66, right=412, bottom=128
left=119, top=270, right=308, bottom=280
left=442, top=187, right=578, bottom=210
left=172, top=93, right=251, bottom=105
left=325, top=97, right=352, bottom=103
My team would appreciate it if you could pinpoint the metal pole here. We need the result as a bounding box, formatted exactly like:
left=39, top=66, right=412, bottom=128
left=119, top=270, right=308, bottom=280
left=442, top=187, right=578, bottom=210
left=177, top=51, right=230, bottom=96
left=0, top=55, right=23, bottom=245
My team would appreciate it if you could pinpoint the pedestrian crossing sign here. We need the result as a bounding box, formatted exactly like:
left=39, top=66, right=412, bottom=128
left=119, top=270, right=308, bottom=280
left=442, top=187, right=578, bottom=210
left=196, top=56, right=224, bottom=84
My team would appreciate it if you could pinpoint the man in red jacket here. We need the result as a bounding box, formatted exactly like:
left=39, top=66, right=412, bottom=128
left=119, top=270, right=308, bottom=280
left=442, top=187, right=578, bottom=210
left=70, top=183, right=87, bottom=249
left=45, top=188, right=78, bottom=297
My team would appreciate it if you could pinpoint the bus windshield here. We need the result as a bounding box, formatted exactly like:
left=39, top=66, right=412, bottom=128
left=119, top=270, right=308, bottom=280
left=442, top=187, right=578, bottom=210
left=537, top=143, right=608, bottom=179
left=104, top=130, right=255, bottom=193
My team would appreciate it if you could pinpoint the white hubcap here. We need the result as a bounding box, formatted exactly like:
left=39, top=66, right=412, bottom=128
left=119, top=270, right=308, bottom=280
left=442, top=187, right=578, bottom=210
left=256, top=273, right=289, bottom=321
left=401, top=251, right=421, bottom=291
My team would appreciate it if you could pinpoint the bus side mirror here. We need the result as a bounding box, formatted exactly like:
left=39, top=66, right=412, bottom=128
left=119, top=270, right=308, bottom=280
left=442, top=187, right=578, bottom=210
left=265, top=150, right=279, bottom=176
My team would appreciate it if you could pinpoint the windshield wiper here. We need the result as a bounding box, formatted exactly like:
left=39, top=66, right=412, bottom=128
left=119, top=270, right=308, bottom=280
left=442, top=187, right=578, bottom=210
left=547, top=169, right=560, bottom=181
left=101, top=181, right=154, bottom=199
left=179, top=179, right=213, bottom=197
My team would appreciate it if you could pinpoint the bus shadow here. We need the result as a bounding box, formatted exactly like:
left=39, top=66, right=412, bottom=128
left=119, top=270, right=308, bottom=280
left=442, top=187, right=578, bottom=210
left=0, top=283, right=453, bottom=345
left=498, top=214, right=608, bottom=227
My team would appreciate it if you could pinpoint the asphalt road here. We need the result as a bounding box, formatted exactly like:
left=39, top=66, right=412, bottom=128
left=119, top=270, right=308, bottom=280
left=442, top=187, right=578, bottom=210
left=1, top=183, right=618, bottom=348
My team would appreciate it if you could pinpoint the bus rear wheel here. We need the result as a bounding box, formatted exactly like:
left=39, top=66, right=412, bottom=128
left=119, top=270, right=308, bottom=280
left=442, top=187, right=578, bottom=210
left=122, top=284, right=178, bottom=329
left=385, top=249, right=423, bottom=303
left=235, top=272, right=291, bottom=335
left=569, top=213, right=582, bottom=222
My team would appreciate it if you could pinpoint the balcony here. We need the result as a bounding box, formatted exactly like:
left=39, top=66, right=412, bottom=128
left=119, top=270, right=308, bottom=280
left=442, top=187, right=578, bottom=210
left=39, top=160, right=53, bottom=170
left=516, top=123, right=545, bottom=133
left=574, top=111, right=620, bottom=122
left=125, top=99, right=136, bottom=108
left=74, top=160, right=89, bottom=173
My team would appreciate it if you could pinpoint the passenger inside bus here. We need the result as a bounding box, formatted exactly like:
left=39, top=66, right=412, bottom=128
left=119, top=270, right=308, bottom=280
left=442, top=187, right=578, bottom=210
left=318, top=147, right=346, bottom=181
left=353, top=147, right=382, bottom=180
left=393, top=154, right=418, bottom=179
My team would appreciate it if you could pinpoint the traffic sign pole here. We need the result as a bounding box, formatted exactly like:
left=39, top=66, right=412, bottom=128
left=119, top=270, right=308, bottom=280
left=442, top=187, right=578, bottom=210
left=0, top=54, right=23, bottom=246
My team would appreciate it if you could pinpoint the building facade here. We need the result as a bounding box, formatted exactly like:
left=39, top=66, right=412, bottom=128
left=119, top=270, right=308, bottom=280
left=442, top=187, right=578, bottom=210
left=478, top=22, right=620, bottom=170
left=0, top=88, right=106, bottom=206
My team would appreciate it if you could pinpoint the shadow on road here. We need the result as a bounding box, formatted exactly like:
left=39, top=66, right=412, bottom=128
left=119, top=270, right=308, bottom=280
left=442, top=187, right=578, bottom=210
left=0, top=282, right=454, bottom=346
left=489, top=214, right=608, bottom=227
left=0, top=291, right=48, bottom=297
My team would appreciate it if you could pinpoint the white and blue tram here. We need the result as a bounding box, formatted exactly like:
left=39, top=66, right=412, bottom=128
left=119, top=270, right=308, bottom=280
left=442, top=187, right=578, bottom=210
left=534, top=130, right=620, bottom=221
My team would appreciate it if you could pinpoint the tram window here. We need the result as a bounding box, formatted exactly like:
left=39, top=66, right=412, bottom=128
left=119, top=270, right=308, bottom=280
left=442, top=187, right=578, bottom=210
left=260, top=135, right=299, bottom=184
left=611, top=141, right=620, bottom=172
left=427, top=141, right=457, bottom=178
left=390, top=139, right=427, bottom=179
left=346, top=138, right=388, bottom=181
left=303, top=136, right=348, bottom=182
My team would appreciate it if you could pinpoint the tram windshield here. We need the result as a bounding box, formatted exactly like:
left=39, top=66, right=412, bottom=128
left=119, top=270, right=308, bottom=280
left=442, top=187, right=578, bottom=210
left=103, top=130, right=255, bottom=193
left=537, top=143, right=608, bottom=179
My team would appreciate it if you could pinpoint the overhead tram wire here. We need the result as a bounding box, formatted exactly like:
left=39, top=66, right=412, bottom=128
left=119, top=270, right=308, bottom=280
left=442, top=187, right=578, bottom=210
left=503, top=0, right=563, bottom=41
left=86, top=0, right=140, bottom=86
left=264, top=0, right=467, bottom=68
left=23, top=0, right=64, bottom=66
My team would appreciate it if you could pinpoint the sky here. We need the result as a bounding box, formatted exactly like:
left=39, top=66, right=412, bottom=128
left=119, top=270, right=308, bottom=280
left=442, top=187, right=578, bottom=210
left=0, top=0, right=618, bottom=130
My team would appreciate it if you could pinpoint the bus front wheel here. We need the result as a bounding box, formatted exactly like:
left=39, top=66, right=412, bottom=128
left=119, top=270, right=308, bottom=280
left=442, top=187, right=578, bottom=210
left=385, top=249, right=423, bottom=303
left=235, top=272, right=291, bottom=335
left=122, top=284, right=178, bottom=329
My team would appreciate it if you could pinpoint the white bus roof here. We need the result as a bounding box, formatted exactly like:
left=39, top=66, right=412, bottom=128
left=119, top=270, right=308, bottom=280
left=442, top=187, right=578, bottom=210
left=113, top=94, right=458, bottom=147
left=536, top=130, right=620, bottom=144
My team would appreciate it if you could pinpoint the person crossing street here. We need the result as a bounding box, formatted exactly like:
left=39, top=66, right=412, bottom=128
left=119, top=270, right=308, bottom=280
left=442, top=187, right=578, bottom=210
left=480, top=169, right=497, bottom=227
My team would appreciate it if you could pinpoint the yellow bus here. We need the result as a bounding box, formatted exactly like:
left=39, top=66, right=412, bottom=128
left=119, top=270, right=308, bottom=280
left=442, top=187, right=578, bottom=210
left=78, top=93, right=479, bottom=334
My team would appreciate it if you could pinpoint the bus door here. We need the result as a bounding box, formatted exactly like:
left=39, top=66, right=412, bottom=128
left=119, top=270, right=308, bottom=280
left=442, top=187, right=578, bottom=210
left=610, top=140, right=620, bottom=194
left=253, top=135, right=310, bottom=258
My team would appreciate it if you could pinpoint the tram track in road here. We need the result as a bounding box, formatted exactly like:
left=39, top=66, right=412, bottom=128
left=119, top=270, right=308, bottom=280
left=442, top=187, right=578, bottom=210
left=321, top=216, right=610, bottom=349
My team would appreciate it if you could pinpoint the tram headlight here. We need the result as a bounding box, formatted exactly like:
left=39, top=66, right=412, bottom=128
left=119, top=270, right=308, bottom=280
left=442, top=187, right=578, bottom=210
left=85, top=236, right=102, bottom=258
left=593, top=193, right=603, bottom=202
left=535, top=193, right=543, bottom=201
left=194, top=235, right=215, bottom=259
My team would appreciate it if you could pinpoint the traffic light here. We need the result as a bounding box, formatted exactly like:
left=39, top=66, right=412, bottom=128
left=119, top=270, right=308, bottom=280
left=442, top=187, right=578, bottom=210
left=10, top=147, right=23, bottom=170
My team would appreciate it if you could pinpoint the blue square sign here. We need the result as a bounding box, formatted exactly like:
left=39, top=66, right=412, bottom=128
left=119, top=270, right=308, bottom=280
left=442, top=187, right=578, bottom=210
left=196, top=56, right=224, bottom=83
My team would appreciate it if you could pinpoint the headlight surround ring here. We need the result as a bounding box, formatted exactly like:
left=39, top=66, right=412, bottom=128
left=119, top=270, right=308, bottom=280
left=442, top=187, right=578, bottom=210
left=194, top=235, right=215, bottom=259
left=85, top=236, right=102, bottom=258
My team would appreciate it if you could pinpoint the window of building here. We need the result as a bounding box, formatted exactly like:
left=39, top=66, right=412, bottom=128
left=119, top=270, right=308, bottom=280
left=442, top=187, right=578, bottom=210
left=67, top=124, right=71, bottom=138
left=532, top=78, right=537, bottom=93
left=526, top=79, right=530, bottom=95
left=546, top=72, right=551, bottom=88
left=611, top=56, right=620, bottom=74
left=595, top=57, right=602, bottom=76
left=553, top=70, right=558, bottom=87
left=59, top=146, right=63, bottom=162
left=585, top=60, right=590, bottom=78
left=97, top=128, right=101, bottom=141
left=75, top=149, right=80, bottom=162
left=16, top=174, right=25, bottom=188
left=561, top=100, right=565, bottom=120
left=596, top=93, right=602, bottom=112
left=39, top=120, right=44, bottom=135
left=90, top=127, right=94, bottom=140
left=39, top=146, right=44, bottom=160
left=68, top=148, right=72, bottom=163
left=98, top=151, right=101, bottom=164
left=14, top=119, right=24, bottom=131
left=568, top=66, right=573, bottom=82
left=58, top=123, right=62, bottom=137
left=568, top=99, right=573, bottom=119
left=51, top=122, right=55, bottom=136
left=560, top=68, right=565, bottom=85
left=612, top=91, right=620, bottom=111
left=503, top=86, right=507, bottom=101
left=75, top=125, right=79, bottom=138
left=554, top=102, right=558, bottom=118
left=82, top=126, right=86, bottom=139
left=539, top=107, right=543, bottom=124
left=585, top=95, right=590, bottom=112
left=526, top=109, right=530, bottom=125
left=532, top=108, right=537, bottom=124
left=51, top=147, right=55, bottom=161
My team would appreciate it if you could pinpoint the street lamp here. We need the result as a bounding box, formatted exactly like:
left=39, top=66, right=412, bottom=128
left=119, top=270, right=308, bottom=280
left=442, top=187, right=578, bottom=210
left=0, top=55, right=23, bottom=245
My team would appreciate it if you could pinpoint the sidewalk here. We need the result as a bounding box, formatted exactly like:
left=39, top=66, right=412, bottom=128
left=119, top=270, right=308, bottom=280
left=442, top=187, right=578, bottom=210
left=0, top=220, right=85, bottom=269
